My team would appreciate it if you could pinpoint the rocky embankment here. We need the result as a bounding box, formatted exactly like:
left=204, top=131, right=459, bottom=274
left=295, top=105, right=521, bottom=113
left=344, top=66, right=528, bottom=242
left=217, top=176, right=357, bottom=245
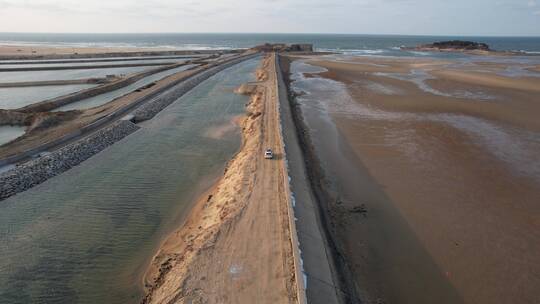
left=0, top=120, right=140, bottom=200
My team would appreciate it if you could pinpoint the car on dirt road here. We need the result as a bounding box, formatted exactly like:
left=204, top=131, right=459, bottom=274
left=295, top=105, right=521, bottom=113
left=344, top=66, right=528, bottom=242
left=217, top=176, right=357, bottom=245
left=264, top=148, right=273, bottom=159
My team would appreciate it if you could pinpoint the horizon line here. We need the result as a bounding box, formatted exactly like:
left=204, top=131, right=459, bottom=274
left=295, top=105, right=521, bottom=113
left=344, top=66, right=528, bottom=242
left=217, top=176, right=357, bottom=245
left=0, top=32, right=539, bottom=38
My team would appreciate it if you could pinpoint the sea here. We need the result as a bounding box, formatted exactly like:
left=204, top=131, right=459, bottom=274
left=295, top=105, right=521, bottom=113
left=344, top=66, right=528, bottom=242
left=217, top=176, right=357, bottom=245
left=1, top=33, right=540, bottom=57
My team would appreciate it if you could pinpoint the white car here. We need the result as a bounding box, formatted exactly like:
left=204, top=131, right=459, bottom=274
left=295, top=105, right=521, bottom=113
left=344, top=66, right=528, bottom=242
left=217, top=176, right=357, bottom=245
left=264, top=148, right=273, bottom=159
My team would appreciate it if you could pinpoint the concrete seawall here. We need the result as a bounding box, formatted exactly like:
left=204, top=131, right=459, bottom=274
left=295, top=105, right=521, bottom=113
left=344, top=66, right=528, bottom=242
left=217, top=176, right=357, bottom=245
left=277, top=54, right=352, bottom=303
left=0, top=120, right=140, bottom=201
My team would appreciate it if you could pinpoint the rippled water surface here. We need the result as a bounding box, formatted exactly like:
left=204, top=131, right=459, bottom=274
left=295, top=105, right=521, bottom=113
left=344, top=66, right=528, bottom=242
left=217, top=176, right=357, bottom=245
left=0, top=58, right=259, bottom=304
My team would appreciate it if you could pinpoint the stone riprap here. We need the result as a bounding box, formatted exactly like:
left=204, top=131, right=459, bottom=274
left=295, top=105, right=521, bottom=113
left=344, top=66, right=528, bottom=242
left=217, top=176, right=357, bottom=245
left=133, top=54, right=259, bottom=122
left=0, top=120, right=140, bottom=200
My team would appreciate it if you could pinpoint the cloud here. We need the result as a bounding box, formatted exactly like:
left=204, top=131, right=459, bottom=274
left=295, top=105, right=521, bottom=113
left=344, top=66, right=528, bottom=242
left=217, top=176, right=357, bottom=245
left=0, top=0, right=538, bottom=35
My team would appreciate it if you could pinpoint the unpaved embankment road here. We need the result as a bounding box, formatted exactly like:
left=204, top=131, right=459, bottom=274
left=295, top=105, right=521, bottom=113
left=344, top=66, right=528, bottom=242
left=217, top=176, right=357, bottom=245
left=143, top=53, right=299, bottom=303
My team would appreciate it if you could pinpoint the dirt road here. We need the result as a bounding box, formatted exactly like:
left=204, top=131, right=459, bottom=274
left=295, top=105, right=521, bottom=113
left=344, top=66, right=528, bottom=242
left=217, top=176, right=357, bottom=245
left=143, top=53, right=299, bottom=303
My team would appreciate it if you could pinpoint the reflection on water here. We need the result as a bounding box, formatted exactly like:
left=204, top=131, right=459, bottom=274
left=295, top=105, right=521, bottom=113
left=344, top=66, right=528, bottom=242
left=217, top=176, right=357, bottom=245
left=0, top=58, right=189, bottom=69
left=291, top=60, right=464, bottom=304
left=292, top=60, right=540, bottom=182
left=0, top=58, right=260, bottom=304
left=0, top=66, right=154, bottom=83
left=374, top=70, right=496, bottom=100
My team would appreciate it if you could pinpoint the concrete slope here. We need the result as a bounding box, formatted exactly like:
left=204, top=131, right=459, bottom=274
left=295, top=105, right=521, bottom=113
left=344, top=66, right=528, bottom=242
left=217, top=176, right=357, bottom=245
left=277, top=54, right=344, bottom=304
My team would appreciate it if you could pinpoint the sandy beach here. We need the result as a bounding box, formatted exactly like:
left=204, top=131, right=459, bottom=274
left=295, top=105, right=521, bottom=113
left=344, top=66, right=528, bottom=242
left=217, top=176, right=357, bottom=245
left=142, top=53, right=299, bottom=303
left=0, top=44, right=170, bottom=57
left=284, top=54, right=540, bottom=303
left=0, top=44, right=227, bottom=61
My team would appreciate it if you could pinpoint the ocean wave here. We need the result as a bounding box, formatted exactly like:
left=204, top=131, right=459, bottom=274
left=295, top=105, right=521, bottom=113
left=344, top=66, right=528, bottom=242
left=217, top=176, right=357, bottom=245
left=317, top=48, right=388, bottom=55
left=0, top=40, right=236, bottom=51
left=407, top=51, right=431, bottom=56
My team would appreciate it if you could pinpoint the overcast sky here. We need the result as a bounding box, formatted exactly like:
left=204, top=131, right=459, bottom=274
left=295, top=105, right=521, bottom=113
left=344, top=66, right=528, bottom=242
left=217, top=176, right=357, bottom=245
left=0, top=0, right=539, bottom=36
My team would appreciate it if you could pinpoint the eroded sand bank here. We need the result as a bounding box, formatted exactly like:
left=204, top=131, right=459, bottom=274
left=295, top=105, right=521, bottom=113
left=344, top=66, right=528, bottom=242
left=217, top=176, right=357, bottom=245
left=285, top=54, right=540, bottom=304
left=142, top=54, right=298, bottom=304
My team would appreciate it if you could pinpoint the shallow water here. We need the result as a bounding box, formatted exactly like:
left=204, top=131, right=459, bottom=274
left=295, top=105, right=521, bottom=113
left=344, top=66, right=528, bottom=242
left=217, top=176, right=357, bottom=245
left=0, top=126, right=25, bottom=146
left=0, top=55, right=199, bottom=64
left=0, top=66, right=154, bottom=83
left=0, top=84, right=97, bottom=109
left=55, top=64, right=197, bottom=111
left=0, top=58, right=189, bottom=70
left=291, top=60, right=465, bottom=303
left=0, top=58, right=260, bottom=304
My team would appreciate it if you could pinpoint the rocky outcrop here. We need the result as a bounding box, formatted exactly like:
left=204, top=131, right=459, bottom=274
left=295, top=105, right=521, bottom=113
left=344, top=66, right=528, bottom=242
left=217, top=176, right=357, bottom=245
left=0, top=120, right=140, bottom=201
left=403, top=40, right=491, bottom=52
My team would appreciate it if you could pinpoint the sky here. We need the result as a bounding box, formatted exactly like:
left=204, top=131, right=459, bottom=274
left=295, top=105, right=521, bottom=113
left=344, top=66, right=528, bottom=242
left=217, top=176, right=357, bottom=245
left=0, top=0, right=539, bottom=36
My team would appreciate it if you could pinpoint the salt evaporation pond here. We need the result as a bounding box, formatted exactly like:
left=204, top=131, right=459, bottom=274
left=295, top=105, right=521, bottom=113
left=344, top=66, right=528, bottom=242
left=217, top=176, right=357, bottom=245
left=0, top=66, right=155, bottom=83
left=0, top=58, right=189, bottom=70
left=55, top=64, right=197, bottom=111
left=0, top=55, right=198, bottom=65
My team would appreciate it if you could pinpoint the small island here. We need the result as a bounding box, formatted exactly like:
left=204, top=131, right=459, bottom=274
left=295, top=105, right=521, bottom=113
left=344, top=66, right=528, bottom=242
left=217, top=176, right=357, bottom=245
left=402, top=40, right=495, bottom=54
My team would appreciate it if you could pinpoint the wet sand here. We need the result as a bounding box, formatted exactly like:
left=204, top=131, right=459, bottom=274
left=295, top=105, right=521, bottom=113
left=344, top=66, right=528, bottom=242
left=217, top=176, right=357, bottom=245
left=286, top=55, right=540, bottom=303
